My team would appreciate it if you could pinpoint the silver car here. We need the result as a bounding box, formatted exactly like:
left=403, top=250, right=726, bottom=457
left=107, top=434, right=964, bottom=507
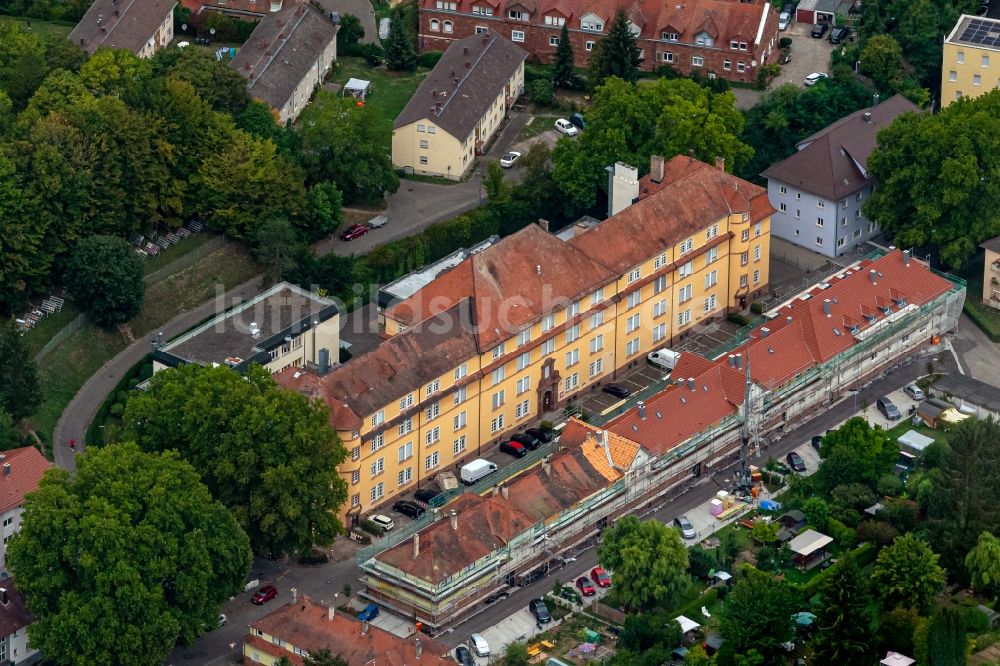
left=674, top=516, right=696, bottom=540
left=469, top=633, right=490, bottom=657
left=903, top=384, right=925, bottom=401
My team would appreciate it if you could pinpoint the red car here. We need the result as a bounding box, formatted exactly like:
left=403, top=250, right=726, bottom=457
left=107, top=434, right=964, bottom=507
left=339, top=224, right=368, bottom=241
left=251, top=585, right=278, bottom=605
left=576, top=576, right=596, bottom=597
left=591, top=567, right=611, bottom=588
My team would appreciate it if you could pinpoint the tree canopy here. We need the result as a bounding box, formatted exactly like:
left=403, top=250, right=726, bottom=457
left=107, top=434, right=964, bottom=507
left=122, top=364, right=348, bottom=556
left=588, top=9, right=641, bottom=88
left=384, top=11, right=417, bottom=71
left=812, top=557, right=874, bottom=662
left=966, top=531, right=1000, bottom=600
left=597, top=515, right=689, bottom=611
left=8, top=442, right=251, bottom=666
left=871, top=533, right=946, bottom=613
left=815, top=417, right=898, bottom=495
left=718, top=565, right=796, bottom=661
left=0, top=323, right=41, bottom=421
left=552, top=24, right=577, bottom=89
left=65, top=235, right=146, bottom=328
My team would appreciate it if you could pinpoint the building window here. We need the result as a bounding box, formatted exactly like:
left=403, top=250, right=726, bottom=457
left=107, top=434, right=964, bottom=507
left=581, top=20, right=603, bottom=31
left=455, top=363, right=467, bottom=380
left=490, top=415, right=505, bottom=433
left=564, top=372, right=579, bottom=391
left=661, top=31, right=678, bottom=40
left=974, top=74, right=982, bottom=85
left=652, top=322, right=666, bottom=342
left=516, top=351, right=530, bottom=371
left=590, top=288, right=605, bottom=305
left=958, top=50, right=965, bottom=64
left=371, top=457, right=384, bottom=477
left=434, top=0, right=457, bottom=7
left=779, top=202, right=787, bottom=212
left=430, top=19, right=439, bottom=30
left=653, top=298, right=667, bottom=317
left=398, top=467, right=412, bottom=486
left=453, top=436, right=467, bottom=455
left=566, top=348, right=580, bottom=367
left=795, top=209, right=801, bottom=219
left=541, top=338, right=555, bottom=355
left=492, top=366, right=505, bottom=385
left=425, top=452, right=440, bottom=471
left=730, top=39, right=739, bottom=49
left=706, top=224, right=718, bottom=239
left=590, top=334, right=604, bottom=353
left=586, top=41, right=595, bottom=51
left=705, top=270, right=718, bottom=289
left=740, top=274, right=748, bottom=288
left=653, top=275, right=667, bottom=294
left=419, top=139, right=429, bottom=149
left=627, top=267, right=641, bottom=283
left=816, top=236, right=824, bottom=246
left=508, top=9, right=526, bottom=19
left=417, top=124, right=425, bottom=132
left=589, top=358, right=604, bottom=377
left=542, top=313, right=555, bottom=332
left=401, top=392, right=413, bottom=408
left=626, top=337, right=640, bottom=355
left=454, top=411, right=467, bottom=430
left=453, top=385, right=467, bottom=405
left=567, top=301, right=580, bottom=317
left=419, top=156, right=428, bottom=165
left=723, top=59, right=731, bottom=70
left=703, top=294, right=717, bottom=312
left=662, top=51, right=674, bottom=62
left=371, top=410, right=385, bottom=427
left=351, top=493, right=360, bottom=507
left=753, top=245, right=761, bottom=261
left=627, top=290, right=641, bottom=309
left=817, top=217, right=824, bottom=226
left=515, top=399, right=530, bottom=419
left=737, top=62, right=745, bottom=73
left=512, top=30, right=525, bottom=42
left=472, top=4, right=493, bottom=14
left=837, top=237, right=846, bottom=247
left=370, top=483, right=384, bottom=502
left=516, top=376, right=531, bottom=394
left=426, top=379, right=440, bottom=395
left=983, top=55, right=990, bottom=67
left=678, top=284, right=693, bottom=303
left=677, top=310, right=691, bottom=327
left=753, top=269, right=760, bottom=284
left=566, top=323, right=580, bottom=343
left=626, top=313, right=640, bottom=333
left=949, top=70, right=957, bottom=82
left=550, top=35, right=559, bottom=46
left=370, top=433, right=384, bottom=453
left=545, top=14, right=565, bottom=26
left=853, top=228, right=862, bottom=238
left=475, top=25, right=488, bottom=34
left=706, top=247, right=718, bottom=264
left=492, top=390, right=505, bottom=409
left=741, top=229, right=750, bottom=241
left=740, top=251, right=749, bottom=267
left=352, top=470, right=360, bottom=485
left=492, top=342, right=505, bottom=359
left=425, top=427, right=440, bottom=445
left=398, top=418, right=413, bottom=436
left=679, top=260, right=693, bottom=278
left=351, top=446, right=360, bottom=461
left=443, top=20, right=453, bottom=32
left=754, top=222, right=762, bottom=236
left=591, top=310, right=605, bottom=328
left=680, top=238, right=693, bottom=253
left=692, top=55, right=704, bottom=67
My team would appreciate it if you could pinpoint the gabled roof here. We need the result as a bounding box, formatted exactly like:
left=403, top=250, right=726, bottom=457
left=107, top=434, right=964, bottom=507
left=556, top=418, right=642, bottom=473
left=571, top=156, right=772, bottom=274
left=230, top=2, right=338, bottom=113
left=650, top=0, right=769, bottom=44
left=275, top=301, right=480, bottom=429
left=246, top=595, right=452, bottom=666
left=762, top=95, right=919, bottom=200
left=741, top=320, right=818, bottom=389
left=69, top=0, right=176, bottom=55
left=386, top=224, right=615, bottom=349
left=0, top=581, right=33, bottom=640
left=981, top=235, right=1000, bottom=254
left=0, top=447, right=52, bottom=515
left=394, top=31, right=527, bottom=140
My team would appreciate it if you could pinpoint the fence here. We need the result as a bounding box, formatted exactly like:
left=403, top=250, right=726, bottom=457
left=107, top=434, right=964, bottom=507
left=589, top=600, right=626, bottom=626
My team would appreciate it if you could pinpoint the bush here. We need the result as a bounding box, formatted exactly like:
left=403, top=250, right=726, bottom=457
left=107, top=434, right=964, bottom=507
left=298, top=548, right=330, bottom=565
left=529, top=79, right=554, bottom=105
left=855, top=520, right=898, bottom=548
left=826, top=517, right=854, bottom=548
left=727, top=312, right=749, bottom=326
left=109, top=403, right=124, bottom=418
left=355, top=42, right=384, bottom=67
left=360, top=519, right=386, bottom=535
left=779, top=37, right=793, bottom=49
left=525, top=63, right=554, bottom=83
left=417, top=51, right=444, bottom=68
left=750, top=301, right=765, bottom=314
left=877, top=473, right=903, bottom=497
left=795, top=543, right=876, bottom=600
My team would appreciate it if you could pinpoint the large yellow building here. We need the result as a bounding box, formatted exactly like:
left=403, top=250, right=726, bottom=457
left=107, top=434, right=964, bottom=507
left=275, top=155, right=773, bottom=527
left=392, top=31, right=526, bottom=180
left=941, top=14, right=1000, bottom=107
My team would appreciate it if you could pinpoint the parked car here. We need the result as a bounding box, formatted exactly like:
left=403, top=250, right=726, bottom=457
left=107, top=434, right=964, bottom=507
left=454, top=646, right=474, bottom=666
left=510, top=432, right=542, bottom=450
left=786, top=451, right=807, bottom=472
left=569, top=112, right=586, bottom=130
left=778, top=11, right=790, bottom=30
left=499, top=150, right=522, bottom=168
left=529, top=598, right=552, bottom=624
left=358, top=603, right=380, bottom=622
left=904, top=384, right=925, bottom=401
left=526, top=427, right=555, bottom=444
left=591, top=567, right=612, bottom=588
left=560, top=585, right=583, bottom=604
left=811, top=435, right=824, bottom=454
left=674, top=516, right=696, bottom=540
left=555, top=118, right=579, bottom=136
left=367, top=215, right=388, bottom=229
left=602, top=383, right=631, bottom=399
left=829, top=26, right=852, bottom=43
left=804, top=72, right=828, bottom=86
left=414, top=488, right=441, bottom=504
left=877, top=396, right=902, bottom=420
left=339, top=223, right=368, bottom=241
left=370, top=514, right=395, bottom=531
left=576, top=576, right=596, bottom=596
left=811, top=22, right=829, bottom=37
left=392, top=500, right=426, bottom=519
left=484, top=590, right=510, bottom=604
left=251, top=585, right=278, bottom=605
left=499, top=441, right=527, bottom=458
left=469, top=634, right=491, bottom=658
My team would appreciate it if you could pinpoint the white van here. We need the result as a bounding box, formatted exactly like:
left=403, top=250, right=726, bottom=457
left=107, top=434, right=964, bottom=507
left=648, top=348, right=680, bottom=371
left=460, top=459, right=498, bottom=485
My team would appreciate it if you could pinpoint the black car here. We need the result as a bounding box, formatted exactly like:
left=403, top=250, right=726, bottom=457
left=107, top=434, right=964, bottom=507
left=414, top=488, right=441, bottom=504
left=529, top=598, right=552, bottom=624
left=810, top=435, right=823, bottom=454
left=602, top=383, right=631, bottom=399
left=829, top=26, right=851, bottom=43
left=569, top=112, right=586, bottom=130
left=455, top=645, right=474, bottom=666
left=484, top=590, right=510, bottom=605
left=392, top=500, right=426, bottom=519
left=510, top=432, right=542, bottom=450
left=811, top=22, right=829, bottom=37
left=500, top=441, right=528, bottom=458
left=526, top=427, right=555, bottom=444
left=786, top=451, right=807, bottom=473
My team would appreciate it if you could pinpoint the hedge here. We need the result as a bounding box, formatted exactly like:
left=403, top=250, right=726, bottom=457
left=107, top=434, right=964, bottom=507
left=963, top=299, right=1000, bottom=343
left=793, top=542, right=876, bottom=601
left=85, top=353, right=153, bottom=446
left=671, top=587, right=719, bottom=620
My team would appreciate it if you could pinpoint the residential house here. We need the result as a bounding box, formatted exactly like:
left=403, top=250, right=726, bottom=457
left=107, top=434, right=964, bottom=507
left=153, top=282, right=340, bottom=375
left=941, top=14, right=1000, bottom=108
left=981, top=235, right=1000, bottom=310
left=793, top=0, right=837, bottom=26
left=0, top=447, right=53, bottom=575
left=243, top=593, right=452, bottom=666
left=180, top=0, right=284, bottom=20
left=276, top=155, right=773, bottom=527
left=230, top=1, right=339, bottom=123
left=0, top=582, right=40, bottom=665
left=417, top=0, right=779, bottom=84
left=70, top=0, right=177, bottom=57
left=392, top=31, right=526, bottom=179
left=762, top=94, right=919, bottom=259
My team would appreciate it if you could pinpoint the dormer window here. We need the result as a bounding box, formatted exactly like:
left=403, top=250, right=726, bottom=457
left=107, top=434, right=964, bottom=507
left=695, top=31, right=712, bottom=46
left=661, top=31, right=678, bottom=41
left=508, top=9, right=527, bottom=20
left=435, top=0, right=457, bottom=9
left=581, top=18, right=603, bottom=31
left=472, top=5, right=493, bottom=14
left=545, top=14, right=565, bottom=26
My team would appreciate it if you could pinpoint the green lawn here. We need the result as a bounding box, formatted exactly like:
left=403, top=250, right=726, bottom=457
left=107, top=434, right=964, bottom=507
left=328, top=57, right=429, bottom=138
left=884, top=419, right=951, bottom=447
left=141, top=232, right=218, bottom=276
left=0, top=15, right=74, bottom=36
left=20, top=304, right=81, bottom=358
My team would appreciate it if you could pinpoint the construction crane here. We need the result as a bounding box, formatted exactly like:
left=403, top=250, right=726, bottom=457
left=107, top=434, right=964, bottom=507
left=734, top=342, right=762, bottom=496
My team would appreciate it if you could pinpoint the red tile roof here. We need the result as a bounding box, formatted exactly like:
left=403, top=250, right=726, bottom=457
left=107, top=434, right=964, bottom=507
left=0, top=447, right=52, bottom=515
left=739, top=320, right=818, bottom=390
left=246, top=595, right=452, bottom=666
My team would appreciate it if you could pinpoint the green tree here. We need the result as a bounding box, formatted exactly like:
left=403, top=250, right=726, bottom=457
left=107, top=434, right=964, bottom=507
left=751, top=518, right=778, bottom=545
left=65, top=235, right=145, bottom=328
left=684, top=645, right=711, bottom=666
left=860, top=34, right=904, bottom=91
left=79, top=47, right=153, bottom=98
left=303, top=182, right=344, bottom=239
left=248, top=217, right=305, bottom=285
left=816, top=417, right=898, bottom=494
left=304, top=649, right=349, bottom=666
left=484, top=160, right=511, bottom=204
left=0, top=411, right=22, bottom=451
left=718, top=565, right=796, bottom=661
left=297, top=91, right=400, bottom=204
left=0, top=324, right=41, bottom=422
left=123, top=364, right=348, bottom=556
left=813, top=557, right=874, bottom=662
left=803, top=496, right=830, bottom=531
left=597, top=515, right=689, bottom=611
left=879, top=606, right=923, bottom=658
left=384, top=12, right=417, bottom=71
left=926, top=605, right=967, bottom=666
left=552, top=23, right=576, bottom=89
left=337, top=14, right=365, bottom=55
left=148, top=46, right=251, bottom=115
left=505, top=642, right=530, bottom=666
left=588, top=9, right=641, bottom=88
left=619, top=609, right=682, bottom=653
left=872, top=533, right=946, bottom=614
left=864, top=90, right=1000, bottom=268
left=966, top=531, right=1000, bottom=599
left=8, top=443, right=251, bottom=666
left=688, top=546, right=717, bottom=580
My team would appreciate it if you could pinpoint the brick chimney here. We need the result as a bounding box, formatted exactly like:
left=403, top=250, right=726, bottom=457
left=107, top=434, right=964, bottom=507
left=650, top=155, right=665, bottom=183
left=413, top=533, right=420, bottom=558
left=450, top=510, right=458, bottom=530
left=715, top=156, right=726, bottom=171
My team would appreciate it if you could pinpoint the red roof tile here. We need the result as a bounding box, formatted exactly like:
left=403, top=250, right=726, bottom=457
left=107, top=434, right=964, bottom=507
left=0, top=447, right=52, bottom=515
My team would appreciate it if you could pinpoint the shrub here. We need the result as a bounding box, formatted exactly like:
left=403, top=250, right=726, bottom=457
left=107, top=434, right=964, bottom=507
left=417, top=51, right=444, bottom=68
left=109, top=403, right=125, bottom=418
left=360, top=519, right=385, bottom=535
left=356, top=42, right=384, bottom=67
left=727, top=313, right=749, bottom=326
left=779, top=37, right=792, bottom=49
left=298, top=549, right=330, bottom=565
left=826, top=517, right=854, bottom=548
left=877, top=473, right=903, bottom=497
left=750, top=301, right=765, bottom=314
left=529, top=79, right=554, bottom=105
left=855, top=520, right=898, bottom=548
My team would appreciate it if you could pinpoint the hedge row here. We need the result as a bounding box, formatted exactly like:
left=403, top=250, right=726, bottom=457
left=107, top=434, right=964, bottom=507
left=793, top=542, right=876, bottom=601
left=962, top=299, right=1000, bottom=343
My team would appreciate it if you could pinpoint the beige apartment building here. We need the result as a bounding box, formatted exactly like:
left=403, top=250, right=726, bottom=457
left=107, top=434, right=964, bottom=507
left=70, top=0, right=176, bottom=58
left=392, top=31, right=526, bottom=180
left=275, top=155, right=774, bottom=527
left=941, top=14, right=1000, bottom=107
left=982, top=236, right=1000, bottom=310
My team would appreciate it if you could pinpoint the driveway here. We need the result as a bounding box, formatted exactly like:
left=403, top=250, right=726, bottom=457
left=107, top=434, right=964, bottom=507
left=951, top=313, right=1000, bottom=386
left=769, top=20, right=835, bottom=88
left=313, top=0, right=377, bottom=44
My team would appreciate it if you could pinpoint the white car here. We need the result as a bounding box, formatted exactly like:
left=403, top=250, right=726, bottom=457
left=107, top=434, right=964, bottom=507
left=903, top=384, right=925, bottom=401
left=499, top=150, right=522, bottom=168
left=469, top=633, right=490, bottom=657
left=555, top=118, right=579, bottom=136
left=804, top=72, right=829, bottom=86
left=370, top=514, right=395, bottom=531
left=778, top=11, right=790, bottom=30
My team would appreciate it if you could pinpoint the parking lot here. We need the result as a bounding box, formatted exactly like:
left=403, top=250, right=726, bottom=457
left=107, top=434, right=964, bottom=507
left=770, top=20, right=837, bottom=88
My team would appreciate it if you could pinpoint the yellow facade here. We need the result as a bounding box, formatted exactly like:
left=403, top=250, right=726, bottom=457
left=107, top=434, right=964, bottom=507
left=941, top=14, right=1000, bottom=108
left=984, top=243, right=1000, bottom=310
left=338, top=209, right=771, bottom=522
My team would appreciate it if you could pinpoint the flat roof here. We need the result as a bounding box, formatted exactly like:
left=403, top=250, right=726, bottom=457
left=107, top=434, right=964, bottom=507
left=158, top=282, right=337, bottom=369
left=377, top=235, right=498, bottom=307
left=897, top=430, right=934, bottom=451
left=946, top=14, right=1000, bottom=50
left=788, top=529, right=833, bottom=557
